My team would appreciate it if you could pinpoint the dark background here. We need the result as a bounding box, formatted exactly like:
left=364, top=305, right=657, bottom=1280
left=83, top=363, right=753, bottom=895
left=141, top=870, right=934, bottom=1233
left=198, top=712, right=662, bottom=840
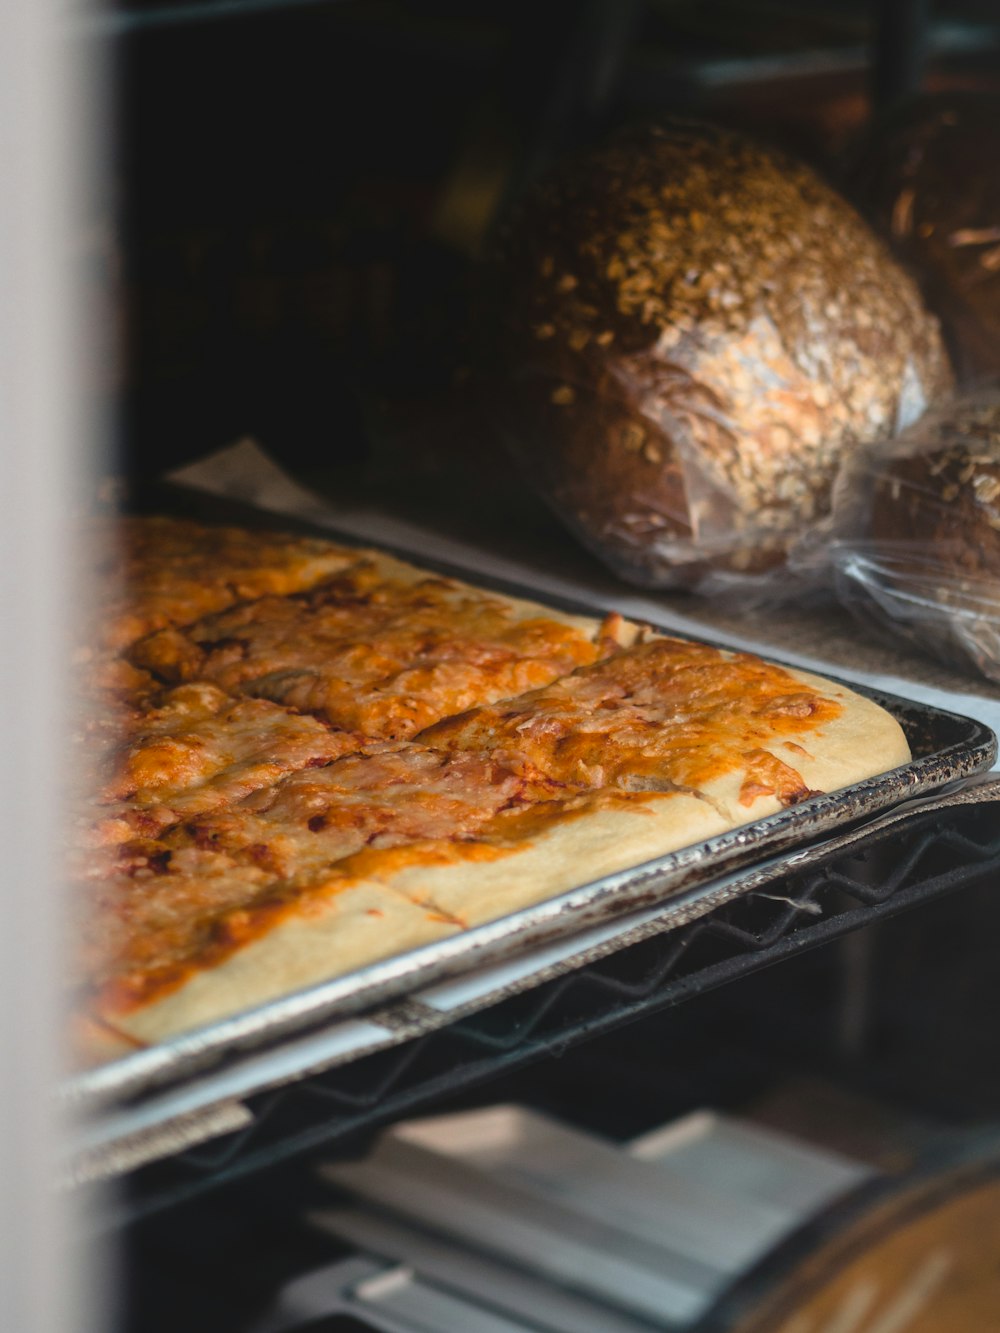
left=95, top=1, right=1000, bottom=481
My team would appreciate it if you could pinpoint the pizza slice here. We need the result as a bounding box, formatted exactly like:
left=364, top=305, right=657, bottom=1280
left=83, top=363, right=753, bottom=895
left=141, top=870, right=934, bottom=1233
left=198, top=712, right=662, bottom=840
left=419, top=635, right=911, bottom=822
left=78, top=835, right=462, bottom=1052
left=131, top=553, right=612, bottom=740
left=82, top=743, right=548, bottom=1038
left=89, top=682, right=361, bottom=844
left=86, top=515, right=366, bottom=652
left=70, top=656, right=163, bottom=838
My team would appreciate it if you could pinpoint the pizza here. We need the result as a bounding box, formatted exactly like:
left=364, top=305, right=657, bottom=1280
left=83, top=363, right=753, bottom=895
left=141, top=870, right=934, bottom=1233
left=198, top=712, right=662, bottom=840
left=73, top=517, right=911, bottom=1058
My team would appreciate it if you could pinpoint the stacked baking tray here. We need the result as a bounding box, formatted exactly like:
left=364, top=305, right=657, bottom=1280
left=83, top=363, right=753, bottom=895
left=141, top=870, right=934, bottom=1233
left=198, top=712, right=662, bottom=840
left=251, top=1105, right=872, bottom=1331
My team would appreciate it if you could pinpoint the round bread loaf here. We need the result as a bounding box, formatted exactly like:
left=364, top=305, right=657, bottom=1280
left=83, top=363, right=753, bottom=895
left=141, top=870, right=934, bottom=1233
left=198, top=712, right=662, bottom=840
left=850, top=94, right=1000, bottom=384
left=869, top=392, right=1000, bottom=580
left=494, top=119, right=953, bottom=591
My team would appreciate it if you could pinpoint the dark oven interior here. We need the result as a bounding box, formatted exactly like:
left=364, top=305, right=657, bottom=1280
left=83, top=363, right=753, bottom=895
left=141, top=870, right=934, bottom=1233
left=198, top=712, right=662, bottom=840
left=84, top=4, right=1000, bottom=1329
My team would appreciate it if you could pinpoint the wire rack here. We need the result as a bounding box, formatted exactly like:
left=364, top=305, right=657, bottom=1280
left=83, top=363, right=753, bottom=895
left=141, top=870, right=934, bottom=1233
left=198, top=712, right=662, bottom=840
left=101, top=795, right=1000, bottom=1230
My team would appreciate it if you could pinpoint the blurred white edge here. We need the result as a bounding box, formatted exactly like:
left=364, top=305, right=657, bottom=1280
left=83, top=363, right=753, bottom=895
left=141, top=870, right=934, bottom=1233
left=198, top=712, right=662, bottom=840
left=0, top=2, right=111, bottom=1330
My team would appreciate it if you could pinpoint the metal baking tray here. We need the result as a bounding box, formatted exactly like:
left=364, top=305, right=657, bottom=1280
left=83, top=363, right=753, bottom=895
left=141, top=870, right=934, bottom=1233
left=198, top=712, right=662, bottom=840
left=64, top=503, right=998, bottom=1113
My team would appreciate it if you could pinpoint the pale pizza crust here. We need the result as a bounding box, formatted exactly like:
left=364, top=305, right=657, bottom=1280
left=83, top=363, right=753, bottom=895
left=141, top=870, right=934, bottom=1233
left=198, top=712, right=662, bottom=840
left=372, top=791, right=735, bottom=927
left=115, top=882, right=462, bottom=1044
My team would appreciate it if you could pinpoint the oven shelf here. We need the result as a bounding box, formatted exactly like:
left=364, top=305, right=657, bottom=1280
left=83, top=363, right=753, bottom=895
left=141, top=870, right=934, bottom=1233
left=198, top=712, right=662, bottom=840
left=101, top=793, right=1000, bottom=1230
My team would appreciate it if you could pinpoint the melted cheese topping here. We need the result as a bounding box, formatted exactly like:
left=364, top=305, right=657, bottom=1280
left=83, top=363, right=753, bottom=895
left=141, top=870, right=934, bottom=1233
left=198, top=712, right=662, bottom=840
left=132, top=562, right=603, bottom=740
left=86, top=516, right=362, bottom=652
left=420, top=637, right=842, bottom=804
left=92, top=683, right=358, bottom=842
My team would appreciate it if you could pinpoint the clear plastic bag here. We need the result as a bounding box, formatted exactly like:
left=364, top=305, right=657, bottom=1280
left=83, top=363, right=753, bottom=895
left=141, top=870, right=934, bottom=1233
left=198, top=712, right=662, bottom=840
left=491, top=120, right=952, bottom=599
left=829, top=387, right=1000, bottom=684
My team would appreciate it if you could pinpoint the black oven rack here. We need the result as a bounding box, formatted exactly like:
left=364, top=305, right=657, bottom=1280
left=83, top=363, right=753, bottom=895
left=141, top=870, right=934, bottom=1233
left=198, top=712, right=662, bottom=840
left=106, top=794, right=1000, bottom=1232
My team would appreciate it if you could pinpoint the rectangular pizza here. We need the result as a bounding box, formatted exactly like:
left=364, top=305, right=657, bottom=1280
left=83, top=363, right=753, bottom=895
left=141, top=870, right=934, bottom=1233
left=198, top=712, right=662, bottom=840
left=72, top=516, right=911, bottom=1061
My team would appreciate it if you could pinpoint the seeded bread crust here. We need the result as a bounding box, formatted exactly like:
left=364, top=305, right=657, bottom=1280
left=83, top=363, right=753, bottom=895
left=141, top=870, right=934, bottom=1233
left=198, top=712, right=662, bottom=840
left=870, top=395, right=1000, bottom=580
left=496, top=119, right=952, bottom=588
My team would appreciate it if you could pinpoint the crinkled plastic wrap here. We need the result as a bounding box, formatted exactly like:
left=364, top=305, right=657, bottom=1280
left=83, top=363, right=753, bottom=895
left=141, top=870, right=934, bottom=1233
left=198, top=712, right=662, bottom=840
left=492, top=120, right=952, bottom=598
left=830, top=388, right=1000, bottom=683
